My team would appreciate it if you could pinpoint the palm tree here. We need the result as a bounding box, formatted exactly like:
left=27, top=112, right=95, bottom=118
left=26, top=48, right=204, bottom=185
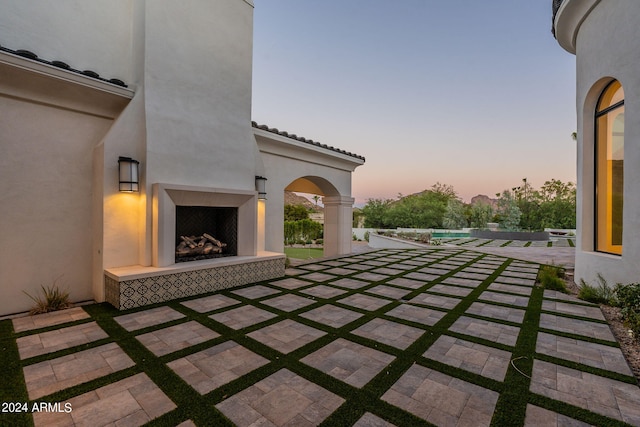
left=312, top=195, right=320, bottom=208
left=571, top=131, right=577, bottom=141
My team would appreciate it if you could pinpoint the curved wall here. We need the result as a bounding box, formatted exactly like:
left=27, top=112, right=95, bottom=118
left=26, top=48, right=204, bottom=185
left=570, top=0, right=640, bottom=285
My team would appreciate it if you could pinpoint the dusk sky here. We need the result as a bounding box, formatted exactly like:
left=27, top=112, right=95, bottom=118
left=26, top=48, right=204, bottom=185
left=251, top=1, right=576, bottom=206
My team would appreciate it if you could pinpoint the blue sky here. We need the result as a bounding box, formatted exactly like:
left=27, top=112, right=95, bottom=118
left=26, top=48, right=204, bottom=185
left=252, top=1, right=576, bottom=205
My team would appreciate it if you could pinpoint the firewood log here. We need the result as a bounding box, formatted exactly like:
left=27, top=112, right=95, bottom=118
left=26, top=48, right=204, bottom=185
left=180, top=235, right=197, bottom=249
left=203, top=233, right=223, bottom=247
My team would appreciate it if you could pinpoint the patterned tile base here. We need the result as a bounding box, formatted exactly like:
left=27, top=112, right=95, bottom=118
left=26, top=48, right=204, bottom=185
left=105, top=258, right=285, bottom=310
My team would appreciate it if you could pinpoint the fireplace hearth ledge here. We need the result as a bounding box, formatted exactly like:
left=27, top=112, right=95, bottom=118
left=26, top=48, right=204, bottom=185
left=104, top=251, right=285, bottom=310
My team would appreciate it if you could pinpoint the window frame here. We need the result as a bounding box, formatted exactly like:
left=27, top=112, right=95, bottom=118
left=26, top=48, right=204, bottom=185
left=594, top=80, right=624, bottom=255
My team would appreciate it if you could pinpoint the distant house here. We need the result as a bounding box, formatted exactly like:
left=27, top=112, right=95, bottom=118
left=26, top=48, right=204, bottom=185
left=553, top=0, right=638, bottom=286
left=0, top=0, right=364, bottom=315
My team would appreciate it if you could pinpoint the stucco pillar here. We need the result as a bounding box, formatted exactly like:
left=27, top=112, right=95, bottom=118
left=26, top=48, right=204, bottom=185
left=323, top=196, right=354, bottom=257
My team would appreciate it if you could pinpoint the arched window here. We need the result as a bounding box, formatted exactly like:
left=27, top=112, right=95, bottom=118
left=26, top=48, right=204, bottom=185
left=595, top=80, right=624, bottom=255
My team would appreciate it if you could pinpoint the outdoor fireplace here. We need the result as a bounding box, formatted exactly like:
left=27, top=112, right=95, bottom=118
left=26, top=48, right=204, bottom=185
left=175, top=206, right=238, bottom=262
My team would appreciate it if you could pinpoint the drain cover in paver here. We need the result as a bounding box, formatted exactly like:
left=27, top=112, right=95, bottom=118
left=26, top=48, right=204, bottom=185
left=300, top=304, right=363, bottom=328
left=137, top=320, right=219, bottom=356
left=180, top=294, right=240, bottom=313
left=216, top=369, right=344, bottom=426
left=382, top=364, right=498, bottom=426
left=352, top=318, right=424, bottom=349
left=302, top=338, right=395, bottom=388
left=168, top=341, right=269, bottom=394
left=247, top=319, right=326, bottom=353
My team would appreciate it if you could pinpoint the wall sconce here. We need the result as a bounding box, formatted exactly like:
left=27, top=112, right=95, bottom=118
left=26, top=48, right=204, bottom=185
left=255, top=176, right=267, bottom=200
left=118, top=157, right=140, bottom=192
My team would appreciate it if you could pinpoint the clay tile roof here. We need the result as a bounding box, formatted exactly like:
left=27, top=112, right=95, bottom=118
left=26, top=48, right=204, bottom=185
left=252, top=121, right=365, bottom=161
left=0, top=43, right=128, bottom=88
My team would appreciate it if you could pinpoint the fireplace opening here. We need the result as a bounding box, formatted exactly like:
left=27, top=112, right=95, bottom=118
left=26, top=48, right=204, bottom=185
left=175, top=206, right=238, bottom=263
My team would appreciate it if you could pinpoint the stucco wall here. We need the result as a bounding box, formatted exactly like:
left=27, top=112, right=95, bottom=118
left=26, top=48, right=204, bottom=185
left=572, top=0, right=640, bottom=286
left=0, top=96, right=114, bottom=314
left=0, top=0, right=133, bottom=83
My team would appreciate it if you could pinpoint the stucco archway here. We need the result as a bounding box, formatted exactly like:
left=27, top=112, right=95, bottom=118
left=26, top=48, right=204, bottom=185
left=253, top=124, right=364, bottom=257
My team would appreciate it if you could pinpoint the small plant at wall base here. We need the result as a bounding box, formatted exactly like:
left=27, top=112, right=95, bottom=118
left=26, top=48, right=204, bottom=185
left=537, top=265, right=567, bottom=293
left=23, top=278, right=72, bottom=315
left=578, top=274, right=615, bottom=305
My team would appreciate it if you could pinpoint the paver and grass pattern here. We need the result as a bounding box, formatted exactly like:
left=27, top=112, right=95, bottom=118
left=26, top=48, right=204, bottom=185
left=1, top=248, right=639, bottom=426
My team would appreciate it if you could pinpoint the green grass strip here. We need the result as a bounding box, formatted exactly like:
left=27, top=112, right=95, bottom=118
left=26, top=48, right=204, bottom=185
left=0, top=320, right=32, bottom=427
left=490, top=280, right=543, bottom=426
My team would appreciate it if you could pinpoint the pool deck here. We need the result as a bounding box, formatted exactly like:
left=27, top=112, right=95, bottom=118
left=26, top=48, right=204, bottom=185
left=2, top=246, right=638, bottom=426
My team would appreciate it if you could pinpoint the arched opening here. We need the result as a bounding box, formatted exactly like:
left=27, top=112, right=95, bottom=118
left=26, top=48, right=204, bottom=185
left=281, top=176, right=353, bottom=259
left=595, top=80, right=624, bottom=255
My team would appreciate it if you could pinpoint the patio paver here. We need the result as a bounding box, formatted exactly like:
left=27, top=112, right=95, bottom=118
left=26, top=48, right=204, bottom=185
left=136, top=320, right=220, bottom=356
left=216, top=369, right=344, bottom=426
left=301, top=338, right=395, bottom=388
left=300, top=304, right=363, bottom=328
left=4, top=247, right=640, bottom=427
left=530, top=360, right=640, bottom=425
left=115, top=306, right=185, bottom=331
left=247, top=319, right=326, bottom=354
left=24, top=342, right=135, bottom=399
left=423, top=335, right=512, bottom=381
left=209, top=305, right=277, bottom=330
left=180, top=294, right=240, bottom=313
left=382, top=364, right=499, bottom=426
left=352, top=318, right=424, bottom=349
left=17, top=321, right=108, bottom=359
left=168, top=341, right=269, bottom=395
left=12, top=307, right=90, bottom=333
left=449, top=316, right=520, bottom=346
left=32, top=373, right=175, bottom=427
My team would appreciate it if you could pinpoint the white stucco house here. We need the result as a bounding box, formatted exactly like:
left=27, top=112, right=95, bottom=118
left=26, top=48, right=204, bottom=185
left=0, top=0, right=364, bottom=315
left=553, top=0, right=639, bottom=286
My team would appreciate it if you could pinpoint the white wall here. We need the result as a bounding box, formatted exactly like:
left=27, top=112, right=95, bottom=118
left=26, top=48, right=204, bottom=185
left=0, top=0, right=134, bottom=83
left=570, top=0, right=640, bottom=286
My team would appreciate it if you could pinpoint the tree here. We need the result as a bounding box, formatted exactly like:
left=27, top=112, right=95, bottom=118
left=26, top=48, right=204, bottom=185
left=443, top=199, right=468, bottom=229
left=362, top=198, right=393, bottom=228
left=284, top=204, right=309, bottom=221
left=469, top=203, right=493, bottom=228
left=495, top=190, right=521, bottom=230
left=312, top=195, right=320, bottom=208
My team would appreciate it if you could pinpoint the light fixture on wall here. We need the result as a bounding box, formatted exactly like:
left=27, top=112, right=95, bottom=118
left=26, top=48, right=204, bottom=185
left=255, top=176, right=267, bottom=200
left=118, top=157, right=140, bottom=192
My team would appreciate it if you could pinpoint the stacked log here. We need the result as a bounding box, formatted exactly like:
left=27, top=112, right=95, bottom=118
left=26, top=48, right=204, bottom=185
left=176, top=233, right=227, bottom=257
